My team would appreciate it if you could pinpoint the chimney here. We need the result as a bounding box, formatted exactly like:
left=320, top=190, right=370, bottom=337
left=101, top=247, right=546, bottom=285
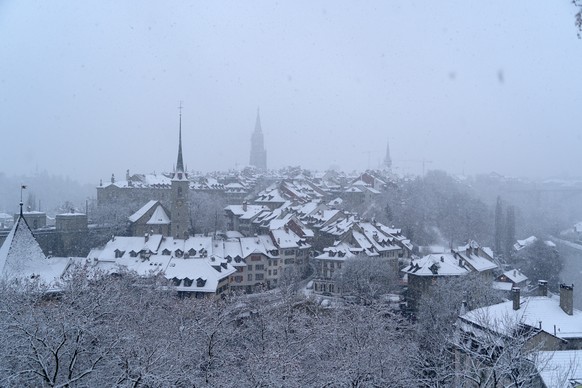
left=559, top=284, right=574, bottom=316
left=111, top=173, right=115, bottom=184
left=538, top=280, right=548, bottom=297
left=512, top=287, right=520, bottom=310
left=242, top=201, right=248, bottom=211
left=145, top=233, right=149, bottom=242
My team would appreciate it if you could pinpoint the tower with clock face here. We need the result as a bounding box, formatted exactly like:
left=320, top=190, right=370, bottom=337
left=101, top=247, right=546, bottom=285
left=171, top=108, right=190, bottom=239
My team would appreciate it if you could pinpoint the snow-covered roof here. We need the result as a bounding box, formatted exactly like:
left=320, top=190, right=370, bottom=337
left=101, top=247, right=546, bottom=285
left=0, top=215, right=74, bottom=287
left=456, top=249, right=497, bottom=272
left=404, top=242, right=496, bottom=277
left=514, top=236, right=537, bottom=251
left=240, top=236, right=270, bottom=257
left=460, top=296, right=582, bottom=340
left=315, top=243, right=356, bottom=261
left=225, top=231, right=244, bottom=239
left=129, top=200, right=159, bottom=223
left=271, top=228, right=309, bottom=249
left=146, top=205, right=171, bottom=225
left=498, top=269, right=528, bottom=284
left=403, top=253, right=471, bottom=277
left=535, top=350, right=582, bottom=388
left=90, top=234, right=236, bottom=293
left=225, top=204, right=268, bottom=220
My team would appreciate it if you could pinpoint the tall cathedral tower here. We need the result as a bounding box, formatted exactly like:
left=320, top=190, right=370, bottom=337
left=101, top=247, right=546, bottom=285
left=171, top=107, right=190, bottom=239
left=249, top=108, right=267, bottom=170
left=383, top=139, right=392, bottom=170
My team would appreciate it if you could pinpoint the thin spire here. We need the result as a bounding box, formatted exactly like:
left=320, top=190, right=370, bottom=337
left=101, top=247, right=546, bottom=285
left=384, top=138, right=392, bottom=169
left=176, top=101, right=184, bottom=173
left=254, top=107, right=262, bottom=133
left=19, top=184, right=26, bottom=216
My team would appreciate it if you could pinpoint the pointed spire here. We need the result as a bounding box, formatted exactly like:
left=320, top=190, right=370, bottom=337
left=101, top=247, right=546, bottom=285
left=176, top=101, right=185, bottom=173
left=254, top=107, right=262, bottom=133
left=384, top=139, right=392, bottom=169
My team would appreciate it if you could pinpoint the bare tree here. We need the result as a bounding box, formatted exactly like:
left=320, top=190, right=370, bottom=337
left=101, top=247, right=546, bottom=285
left=333, top=255, right=399, bottom=303
left=413, top=274, right=503, bottom=387
left=454, top=311, right=550, bottom=387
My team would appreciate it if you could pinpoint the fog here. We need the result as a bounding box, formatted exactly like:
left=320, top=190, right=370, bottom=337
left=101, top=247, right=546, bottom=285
left=0, top=1, right=581, bottom=184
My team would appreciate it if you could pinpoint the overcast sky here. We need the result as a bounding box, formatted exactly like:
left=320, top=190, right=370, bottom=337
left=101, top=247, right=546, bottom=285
left=0, top=1, right=580, bottom=184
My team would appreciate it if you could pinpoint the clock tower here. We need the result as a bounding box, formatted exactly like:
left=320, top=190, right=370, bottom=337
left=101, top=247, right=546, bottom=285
left=171, top=106, right=190, bottom=239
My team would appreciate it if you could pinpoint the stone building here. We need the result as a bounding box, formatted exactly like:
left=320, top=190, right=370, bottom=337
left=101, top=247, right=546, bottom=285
left=249, top=109, right=267, bottom=170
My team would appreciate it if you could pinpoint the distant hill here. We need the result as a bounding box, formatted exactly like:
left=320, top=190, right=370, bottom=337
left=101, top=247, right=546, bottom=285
left=0, top=171, right=94, bottom=216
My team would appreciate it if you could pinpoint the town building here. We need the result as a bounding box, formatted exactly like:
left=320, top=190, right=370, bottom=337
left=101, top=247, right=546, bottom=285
left=493, top=268, right=529, bottom=294
left=170, top=113, right=190, bottom=239
left=312, top=219, right=412, bottom=296
left=455, top=282, right=582, bottom=386
left=128, top=200, right=171, bottom=237
left=88, top=234, right=236, bottom=298
left=402, top=241, right=497, bottom=309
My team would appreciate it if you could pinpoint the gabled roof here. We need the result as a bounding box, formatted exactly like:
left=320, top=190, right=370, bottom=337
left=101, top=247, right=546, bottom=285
left=403, top=253, right=471, bottom=276
left=129, top=200, right=159, bottom=223
left=459, top=296, right=582, bottom=340
left=146, top=205, right=171, bottom=225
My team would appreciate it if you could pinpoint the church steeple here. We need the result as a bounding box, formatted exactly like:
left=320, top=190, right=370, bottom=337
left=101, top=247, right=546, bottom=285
left=383, top=139, right=392, bottom=170
left=175, top=102, right=185, bottom=175
left=250, top=107, right=267, bottom=170
left=170, top=102, right=190, bottom=239
left=254, top=107, right=262, bottom=133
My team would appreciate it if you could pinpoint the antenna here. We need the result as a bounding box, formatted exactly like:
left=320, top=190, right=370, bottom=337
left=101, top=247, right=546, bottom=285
left=20, top=184, right=27, bottom=216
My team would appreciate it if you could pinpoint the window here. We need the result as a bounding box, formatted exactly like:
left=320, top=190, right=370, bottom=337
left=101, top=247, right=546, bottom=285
left=285, top=249, right=295, bottom=256
left=196, top=278, right=207, bottom=287
left=255, top=264, right=264, bottom=271
left=247, top=274, right=253, bottom=281
left=234, top=276, right=243, bottom=283
left=268, top=270, right=272, bottom=275
left=273, top=269, right=278, bottom=276
left=255, top=274, right=264, bottom=281
left=251, top=255, right=261, bottom=261
left=247, top=265, right=253, bottom=271
left=284, top=259, right=294, bottom=264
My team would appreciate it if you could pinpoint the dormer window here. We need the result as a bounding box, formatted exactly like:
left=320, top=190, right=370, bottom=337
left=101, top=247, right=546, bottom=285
left=129, top=250, right=138, bottom=258
left=114, top=249, right=125, bottom=258
left=188, top=248, right=196, bottom=256
left=183, top=277, right=193, bottom=287
left=175, top=249, right=183, bottom=258
left=171, top=277, right=181, bottom=286
left=196, top=278, right=207, bottom=287
left=162, top=249, right=171, bottom=256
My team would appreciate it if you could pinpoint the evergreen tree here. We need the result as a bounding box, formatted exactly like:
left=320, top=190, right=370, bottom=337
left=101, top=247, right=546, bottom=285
left=494, top=196, right=504, bottom=255
left=504, top=205, right=516, bottom=257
